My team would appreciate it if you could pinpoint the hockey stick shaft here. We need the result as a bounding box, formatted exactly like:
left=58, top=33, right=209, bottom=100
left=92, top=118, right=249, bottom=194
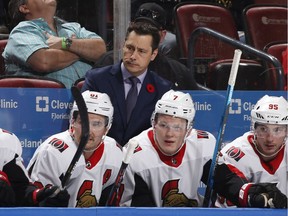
left=61, top=87, right=89, bottom=188
left=106, top=139, right=138, bottom=206
left=203, top=49, right=242, bottom=207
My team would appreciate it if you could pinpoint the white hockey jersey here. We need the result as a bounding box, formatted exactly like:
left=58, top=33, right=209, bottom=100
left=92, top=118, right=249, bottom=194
left=214, top=131, right=287, bottom=207
left=27, top=130, right=123, bottom=207
left=119, top=128, right=216, bottom=207
left=0, top=128, right=38, bottom=206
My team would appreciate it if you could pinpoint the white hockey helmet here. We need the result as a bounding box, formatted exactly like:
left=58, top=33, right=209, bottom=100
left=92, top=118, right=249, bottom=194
left=151, top=90, right=195, bottom=129
left=251, top=95, right=288, bottom=128
left=71, top=90, right=114, bottom=128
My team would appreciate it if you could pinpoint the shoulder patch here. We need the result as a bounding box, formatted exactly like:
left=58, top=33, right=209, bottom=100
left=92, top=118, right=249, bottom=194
left=48, top=137, right=69, bottom=152
left=134, top=145, right=142, bottom=153
left=196, top=130, right=209, bottom=139
left=225, top=146, right=245, bottom=162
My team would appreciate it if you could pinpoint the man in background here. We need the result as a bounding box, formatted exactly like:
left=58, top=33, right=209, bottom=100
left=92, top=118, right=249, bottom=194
left=3, top=0, right=106, bottom=88
left=82, top=22, right=173, bottom=146
left=94, top=3, right=198, bottom=90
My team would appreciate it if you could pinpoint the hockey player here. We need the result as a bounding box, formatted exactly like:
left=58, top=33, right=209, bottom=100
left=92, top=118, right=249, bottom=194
left=27, top=90, right=123, bottom=207
left=213, top=95, right=287, bottom=208
left=119, top=90, right=216, bottom=207
left=0, top=128, right=69, bottom=207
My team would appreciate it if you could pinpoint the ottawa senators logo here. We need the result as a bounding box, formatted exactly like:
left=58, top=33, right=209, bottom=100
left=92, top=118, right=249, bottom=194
left=196, top=130, right=209, bottom=139
left=226, top=146, right=245, bottom=161
left=161, top=179, right=198, bottom=207
left=76, top=180, right=97, bottom=207
left=48, top=138, right=69, bottom=152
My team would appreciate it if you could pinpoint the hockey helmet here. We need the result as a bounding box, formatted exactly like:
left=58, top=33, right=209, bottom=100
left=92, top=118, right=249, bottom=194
left=71, top=90, right=114, bottom=128
left=251, top=95, right=288, bottom=128
left=151, top=90, right=195, bottom=129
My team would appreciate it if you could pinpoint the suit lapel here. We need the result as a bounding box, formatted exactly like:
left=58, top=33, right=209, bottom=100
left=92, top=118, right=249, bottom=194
left=109, top=63, right=127, bottom=127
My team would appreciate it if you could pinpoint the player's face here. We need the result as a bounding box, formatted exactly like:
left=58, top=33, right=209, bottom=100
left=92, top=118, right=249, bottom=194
left=122, top=31, right=158, bottom=76
left=153, top=114, right=188, bottom=155
left=254, top=123, right=287, bottom=158
left=72, top=113, right=108, bottom=151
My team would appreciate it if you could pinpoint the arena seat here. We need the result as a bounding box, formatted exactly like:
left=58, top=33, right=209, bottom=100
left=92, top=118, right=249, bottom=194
left=242, top=5, right=287, bottom=51
left=264, top=42, right=288, bottom=90
left=173, top=2, right=245, bottom=85
left=173, top=2, right=239, bottom=60
left=0, top=75, right=66, bottom=88
left=73, top=77, right=85, bottom=90
left=264, top=42, right=288, bottom=63
left=206, top=60, right=269, bottom=90
left=252, top=0, right=287, bottom=6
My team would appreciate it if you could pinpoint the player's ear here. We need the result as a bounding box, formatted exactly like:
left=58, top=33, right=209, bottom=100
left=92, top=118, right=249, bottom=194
left=19, top=4, right=29, bottom=15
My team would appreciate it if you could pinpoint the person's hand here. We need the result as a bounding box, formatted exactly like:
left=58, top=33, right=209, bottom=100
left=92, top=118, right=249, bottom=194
left=44, top=32, right=63, bottom=49
left=34, top=185, right=70, bottom=207
left=0, top=171, right=15, bottom=206
left=240, top=183, right=287, bottom=208
left=44, top=32, right=77, bottom=50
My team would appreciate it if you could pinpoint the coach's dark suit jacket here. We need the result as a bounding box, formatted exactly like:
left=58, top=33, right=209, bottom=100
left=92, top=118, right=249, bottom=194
left=81, top=62, right=173, bottom=146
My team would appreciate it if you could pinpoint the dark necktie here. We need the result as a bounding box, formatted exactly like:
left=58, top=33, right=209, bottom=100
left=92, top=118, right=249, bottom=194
left=126, top=76, right=139, bottom=122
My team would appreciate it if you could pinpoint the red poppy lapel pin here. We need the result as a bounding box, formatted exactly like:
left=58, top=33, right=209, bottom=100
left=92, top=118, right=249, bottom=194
left=146, top=84, right=155, bottom=93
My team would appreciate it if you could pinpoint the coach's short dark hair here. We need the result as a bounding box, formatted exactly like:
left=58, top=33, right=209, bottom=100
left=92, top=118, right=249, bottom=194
left=125, top=22, right=160, bottom=52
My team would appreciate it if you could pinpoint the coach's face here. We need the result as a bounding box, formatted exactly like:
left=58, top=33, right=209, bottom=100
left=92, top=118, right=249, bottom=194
left=122, top=31, right=158, bottom=77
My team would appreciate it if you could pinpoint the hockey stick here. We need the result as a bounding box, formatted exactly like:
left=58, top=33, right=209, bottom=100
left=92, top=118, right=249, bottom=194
left=61, top=86, right=89, bottom=188
left=106, top=139, right=139, bottom=206
left=203, top=49, right=242, bottom=207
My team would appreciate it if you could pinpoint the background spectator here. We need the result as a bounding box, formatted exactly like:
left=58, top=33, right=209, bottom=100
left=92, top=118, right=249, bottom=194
left=133, top=2, right=178, bottom=60
left=3, top=0, right=106, bottom=88
left=94, top=2, right=198, bottom=90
